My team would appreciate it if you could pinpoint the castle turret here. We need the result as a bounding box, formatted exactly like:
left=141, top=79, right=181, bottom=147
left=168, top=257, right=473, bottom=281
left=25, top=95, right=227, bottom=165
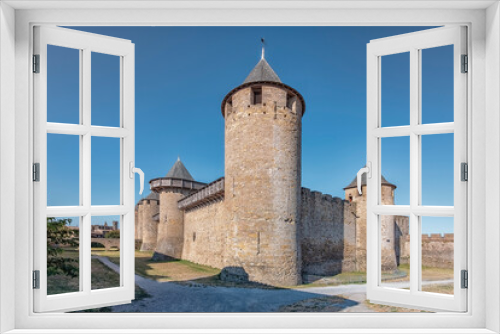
left=135, top=208, right=140, bottom=241
left=344, top=171, right=397, bottom=271
left=221, top=55, right=305, bottom=286
left=135, top=204, right=144, bottom=245
left=138, top=193, right=159, bottom=251
left=150, top=158, right=205, bottom=260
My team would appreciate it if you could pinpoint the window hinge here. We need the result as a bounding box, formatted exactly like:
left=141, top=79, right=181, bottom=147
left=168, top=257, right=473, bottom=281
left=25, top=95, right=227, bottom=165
left=461, top=54, right=468, bottom=73
left=461, top=270, right=468, bottom=289
left=33, top=163, right=40, bottom=182
left=33, top=270, right=40, bottom=289
left=33, top=54, right=40, bottom=73
left=461, top=162, right=468, bottom=182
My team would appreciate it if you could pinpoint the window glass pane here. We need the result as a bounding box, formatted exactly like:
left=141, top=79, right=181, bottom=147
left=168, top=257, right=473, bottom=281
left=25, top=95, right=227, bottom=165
left=420, top=216, right=454, bottom=295
left=381, top=52, right=410, bottom=127
left=379, top=215, right=410, bottom=289
left=421, top=45, right=454, bottom=124
left=421, top=134, right=454, bottom=206
left=381, top=136, right=409, bottom=205
left=47, top=45, right=80, bottom=124
left=47, top=216, right=80, bottom=295
left=91, top=216, right=121, bottom=290
left=47, top=134, right=79, bottom=206
left=91, top=52, right=120, bottom=127
left=91, top=137, right=121, bottom=205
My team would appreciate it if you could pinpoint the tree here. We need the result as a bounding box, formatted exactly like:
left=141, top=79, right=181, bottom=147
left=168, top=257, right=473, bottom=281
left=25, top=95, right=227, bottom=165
left=105, top=230, right=120, bottom=239
left=47, top=217, right=79, bottom=277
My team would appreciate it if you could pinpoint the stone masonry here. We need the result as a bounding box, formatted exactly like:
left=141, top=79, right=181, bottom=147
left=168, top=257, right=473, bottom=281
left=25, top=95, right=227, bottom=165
left=134, top=56, right=453, bottom=286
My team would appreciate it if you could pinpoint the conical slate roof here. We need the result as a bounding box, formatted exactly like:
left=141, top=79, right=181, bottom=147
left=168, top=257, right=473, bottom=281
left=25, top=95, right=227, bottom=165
left=243, top=58, right=281, bottom=84
left=344, top=170, right=397, bottom=190
left=145, top=192, right=159, bottom=201
left=221, top=54, right=306, bottom=116
left=165, top=158, right=194, bottom=181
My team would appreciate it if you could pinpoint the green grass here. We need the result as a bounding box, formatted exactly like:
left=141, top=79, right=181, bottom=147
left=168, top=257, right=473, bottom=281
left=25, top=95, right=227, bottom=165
left=383, top=263, right=453, bottom=283
left=422, top=283, right=454, bottom=294
left=46, top=249, right=150, bottom=312
left=364, top=300, right=430, bottom=313
left=92, top=249, right=221, bottom=282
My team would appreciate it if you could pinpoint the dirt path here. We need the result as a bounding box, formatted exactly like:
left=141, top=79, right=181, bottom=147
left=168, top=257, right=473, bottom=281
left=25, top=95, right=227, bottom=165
left=96, top=256, right=452, bottom=313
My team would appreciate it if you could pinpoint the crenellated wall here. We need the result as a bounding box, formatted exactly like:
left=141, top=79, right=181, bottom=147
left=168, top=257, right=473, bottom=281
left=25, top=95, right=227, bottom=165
left=299, top=188, right=357, bottom=275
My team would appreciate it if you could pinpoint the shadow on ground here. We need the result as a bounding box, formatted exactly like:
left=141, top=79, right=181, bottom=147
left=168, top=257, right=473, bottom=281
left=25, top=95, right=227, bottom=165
left=111, top=279, right=360, bottom=313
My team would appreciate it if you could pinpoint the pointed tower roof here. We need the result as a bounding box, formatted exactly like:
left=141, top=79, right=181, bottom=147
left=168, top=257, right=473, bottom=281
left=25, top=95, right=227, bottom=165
left=243, top=58, right=281, bottom=84
left=165, top=158, right=194, bottom=181
left=344, top=169, right=397, bottom=190
left=221, top=54, right=305, bottom=117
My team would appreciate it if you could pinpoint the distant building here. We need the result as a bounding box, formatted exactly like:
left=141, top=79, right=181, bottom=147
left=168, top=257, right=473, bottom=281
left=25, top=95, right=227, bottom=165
left=91, top=221, right=118, bottom=238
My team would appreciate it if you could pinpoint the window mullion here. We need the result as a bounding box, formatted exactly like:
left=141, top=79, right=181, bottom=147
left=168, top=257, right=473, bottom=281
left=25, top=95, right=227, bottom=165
left=82, top=47, right=92, bottom=294
left=409, top=47, right=420, bottom=294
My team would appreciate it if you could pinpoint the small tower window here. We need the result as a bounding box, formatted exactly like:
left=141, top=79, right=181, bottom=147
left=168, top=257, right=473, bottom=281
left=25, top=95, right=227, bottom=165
left=225, top=98, right=233, bottom=117
left=252, top=87, right=262, bottom=104
left=193, top=232, right=196, bottom=242
left=286, top=93, right=295, bottom=109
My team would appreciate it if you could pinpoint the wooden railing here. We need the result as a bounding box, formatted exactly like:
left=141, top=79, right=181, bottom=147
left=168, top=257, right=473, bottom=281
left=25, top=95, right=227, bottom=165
left=149, top=177, right=206, bottom=191
left=178, top=177, right=225, bottom=210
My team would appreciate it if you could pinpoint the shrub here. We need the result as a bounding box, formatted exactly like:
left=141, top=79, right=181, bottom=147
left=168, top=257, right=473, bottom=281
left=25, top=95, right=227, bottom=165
left=105, top=230, right=120, bottom=239
left=47, top=217, right=79, bottom=277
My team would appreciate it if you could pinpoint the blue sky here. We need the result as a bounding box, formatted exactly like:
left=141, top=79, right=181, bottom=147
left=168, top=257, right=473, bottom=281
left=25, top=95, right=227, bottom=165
left=46, top=26, right=454, bottom=234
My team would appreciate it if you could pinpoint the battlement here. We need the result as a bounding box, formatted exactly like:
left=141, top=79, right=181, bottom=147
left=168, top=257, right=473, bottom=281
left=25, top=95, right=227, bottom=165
left=401, top=233, right=454, bottom=242
left=422, top=233, right=454, bottom=241
left=302, top=187, right=344, bottom=204
left=139, top=199, right=159, bottom=205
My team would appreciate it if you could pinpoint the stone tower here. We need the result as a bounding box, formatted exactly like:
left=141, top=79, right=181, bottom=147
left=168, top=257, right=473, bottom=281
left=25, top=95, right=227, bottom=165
left=139, top=193, right=159, bottom=251
left=221, top=56, right=306, bottom=286
left=150, top=158, right=205, bottom=260
left=344, top=171, right=397, bottom=271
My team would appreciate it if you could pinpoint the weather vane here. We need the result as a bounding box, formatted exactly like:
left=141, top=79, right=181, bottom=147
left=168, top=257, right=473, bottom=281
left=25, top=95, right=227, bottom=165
left=261, top=38, right=265, bottom=59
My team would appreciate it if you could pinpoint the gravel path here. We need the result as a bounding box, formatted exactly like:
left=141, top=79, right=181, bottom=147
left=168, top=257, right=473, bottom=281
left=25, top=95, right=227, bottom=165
left=95, top=256, right=453, bottom=313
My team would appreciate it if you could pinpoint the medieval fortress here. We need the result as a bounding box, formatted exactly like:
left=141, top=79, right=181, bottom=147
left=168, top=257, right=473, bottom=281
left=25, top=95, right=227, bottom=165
left=135, top=57, right=453, bottom=286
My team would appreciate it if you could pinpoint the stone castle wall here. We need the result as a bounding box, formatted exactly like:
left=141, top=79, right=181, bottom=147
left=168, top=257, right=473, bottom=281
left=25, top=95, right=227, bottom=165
left=182, top=200, right=227, bottom=269
left=135, top=187, right=454, bottom=277
left=399, top=233, right=454, bottom=269
left=299, top=188, right=357, bottom=276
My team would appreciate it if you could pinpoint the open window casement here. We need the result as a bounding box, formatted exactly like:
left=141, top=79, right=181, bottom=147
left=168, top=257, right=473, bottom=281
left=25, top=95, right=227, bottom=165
left=365, top=26, right=467, bottom=312
left=33, top=26, right=140, bottom=312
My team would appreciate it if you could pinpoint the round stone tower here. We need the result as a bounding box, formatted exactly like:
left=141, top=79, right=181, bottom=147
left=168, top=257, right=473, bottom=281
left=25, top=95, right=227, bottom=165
left=139, top=193, right=159, bottom=251
left=221, top=55, right=305, bottom=286
left=344, top=171, right=397, bottom=272
left=150, top=158, right=205, bottom=260
left=134, top=206, right=142, bottom=244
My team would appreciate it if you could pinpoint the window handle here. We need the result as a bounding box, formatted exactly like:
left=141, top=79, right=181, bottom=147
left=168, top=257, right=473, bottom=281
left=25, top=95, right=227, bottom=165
left=357, top=162, right=371, bottom=195
left=129, top=162, right=145, bottom=195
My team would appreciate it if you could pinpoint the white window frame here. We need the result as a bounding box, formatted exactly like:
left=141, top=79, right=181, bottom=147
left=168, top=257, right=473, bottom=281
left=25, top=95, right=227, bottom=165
left=366, top=26, right=468, bottom=312
left=33, top=26, right=136, bottom=313
left=0, top=1, right=499, bottom=333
